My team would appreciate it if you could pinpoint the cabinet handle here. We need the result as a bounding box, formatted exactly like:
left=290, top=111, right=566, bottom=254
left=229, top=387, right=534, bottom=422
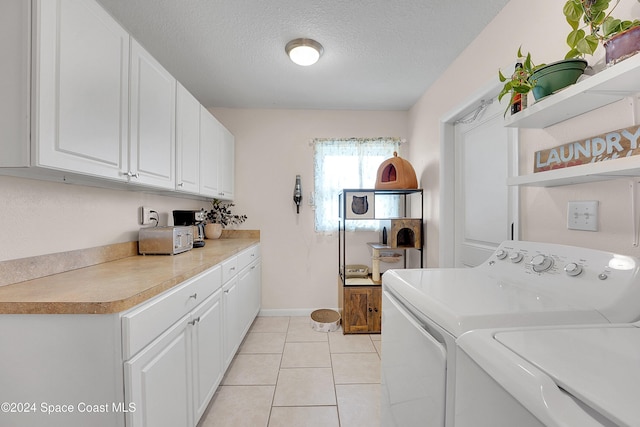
left=368, top=307, right=373, bottom=312
left=224, top=290, right=230, bottom=294
left=230, top=267, right=236, bottom=271
left=189, top=293, right=198, bottom=299
left=178, top=182, right=184, bottom=187
left=189, top=316, right=201, bottom=326
left=122, top=171, right=140, bottom=178
left=374, top=308, right=378, bottom=312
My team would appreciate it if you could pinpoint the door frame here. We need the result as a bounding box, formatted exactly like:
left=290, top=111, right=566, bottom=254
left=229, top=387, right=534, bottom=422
left=439, top=78, right=520, bottom=267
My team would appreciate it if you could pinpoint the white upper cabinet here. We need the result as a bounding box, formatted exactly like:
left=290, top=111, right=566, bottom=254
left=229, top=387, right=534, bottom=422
left=129, top=39, right=176, bottom=189
left=32, top=0, right=130, bottom=180
left=176, top=83, right=201, bottom=194
left=219, top=126, right=235, bottom=200
left=199, top=106, right=222, bottom=197
left=1, top=0, right=234, bottom=199
left=199, top=107, right=235, bottom=200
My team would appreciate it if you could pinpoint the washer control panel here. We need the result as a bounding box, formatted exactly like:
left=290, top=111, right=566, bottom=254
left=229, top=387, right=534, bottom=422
left=491, top=246, right=591, bottom=277
left=484, top=241, right=639, bottom=281
left=480, top=240, right=640, bottom=323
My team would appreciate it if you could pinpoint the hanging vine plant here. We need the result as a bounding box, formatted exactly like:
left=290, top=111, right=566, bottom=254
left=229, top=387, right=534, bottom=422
left=564, top=0, right=640, bottom=59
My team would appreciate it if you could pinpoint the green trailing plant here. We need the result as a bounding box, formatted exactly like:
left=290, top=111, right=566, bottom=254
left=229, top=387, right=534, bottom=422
left=564, top=0, right=640, bottom=58
left=498, top=47, right=545, bottom=116
left=205, top=199, right=247, bottom=228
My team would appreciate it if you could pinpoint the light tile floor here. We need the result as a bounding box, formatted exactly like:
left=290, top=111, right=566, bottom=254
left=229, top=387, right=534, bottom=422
left=198, top=316, right=381, bottom=427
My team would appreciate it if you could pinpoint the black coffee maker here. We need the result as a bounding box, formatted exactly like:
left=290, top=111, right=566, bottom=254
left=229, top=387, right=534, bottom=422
left=173, top=210, right=206, bottom=248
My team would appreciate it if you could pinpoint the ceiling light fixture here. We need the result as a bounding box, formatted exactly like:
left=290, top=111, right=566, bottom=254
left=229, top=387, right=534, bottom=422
left=285, top=38, right=324, bottom=66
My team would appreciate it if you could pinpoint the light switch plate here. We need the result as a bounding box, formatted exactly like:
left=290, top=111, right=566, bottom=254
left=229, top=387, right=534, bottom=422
left=567, top=201, right=598, bottom=231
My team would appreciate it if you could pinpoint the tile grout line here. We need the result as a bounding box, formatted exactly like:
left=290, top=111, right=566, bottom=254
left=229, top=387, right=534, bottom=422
left=328, top=328, right=342, bottom=427
left=264, top=316, right=290, bottom=426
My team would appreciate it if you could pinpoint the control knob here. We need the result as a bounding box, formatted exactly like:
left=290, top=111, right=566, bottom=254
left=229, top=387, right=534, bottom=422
left=530, top=254, right=553, bottom=272
left=509, top=252, right=523, bottom=263
left=564, top=262, right=583, bottom=277
left=495, top=249, right=508, bottom=260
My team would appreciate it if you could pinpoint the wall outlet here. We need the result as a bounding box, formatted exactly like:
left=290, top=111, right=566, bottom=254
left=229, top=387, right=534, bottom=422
left=140, top=206, right=154, bottom=225
left=567, top=201, right=598, bottom=231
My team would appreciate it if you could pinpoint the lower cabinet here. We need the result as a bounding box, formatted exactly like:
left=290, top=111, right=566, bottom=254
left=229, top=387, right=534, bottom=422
left=125, top=289, right=224, bottom=427
left=341, top=285, right=382, bottom=334
left=223, top=244, right=262, bottom=369
left=0, top=244, right=260, bottom=427
left=191, top=292, right=224, bottom=421
left=222, top=275, right=240, bottom=369
left=238, top=259, right=262, bottom=338
left=125, top=313, right=193, bottom=427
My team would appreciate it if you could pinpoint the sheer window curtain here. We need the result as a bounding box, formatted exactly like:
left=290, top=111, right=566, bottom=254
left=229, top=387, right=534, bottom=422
left=313, top=137, right=402, bottom=232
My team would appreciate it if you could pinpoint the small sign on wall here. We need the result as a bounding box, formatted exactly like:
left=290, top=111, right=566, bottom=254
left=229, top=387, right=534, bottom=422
left=534, top=125, right=640, bottom=173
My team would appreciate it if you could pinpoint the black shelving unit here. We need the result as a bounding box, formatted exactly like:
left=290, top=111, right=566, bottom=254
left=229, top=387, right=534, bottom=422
left=338, top=188, right=424, bottom=285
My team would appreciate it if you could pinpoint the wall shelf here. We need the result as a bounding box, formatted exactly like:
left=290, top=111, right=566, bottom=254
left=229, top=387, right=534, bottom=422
left=508, top=155, right=640, bottom=187
left=505, top=54, right=640, bottom=187
left=504, top=54, right=640, bottom=129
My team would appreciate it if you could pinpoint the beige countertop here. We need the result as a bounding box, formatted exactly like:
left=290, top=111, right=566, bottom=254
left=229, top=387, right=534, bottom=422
left=0, top=237, right=259, bottom=315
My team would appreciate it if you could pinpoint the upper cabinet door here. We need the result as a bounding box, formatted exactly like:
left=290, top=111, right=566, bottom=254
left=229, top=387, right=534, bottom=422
left=34, top=0, right=130, bottom=180
left=219, top=127, right=235, bottom=200
left=129, top=39, right=176, bottom=189
left=199, top=107, right=221, bottom=197
left=176, top=83, right=201, bottom=194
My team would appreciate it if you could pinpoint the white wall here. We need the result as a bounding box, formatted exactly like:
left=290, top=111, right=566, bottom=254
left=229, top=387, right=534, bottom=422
left=409, top=0, right=640, bottom=264
left=210, top=108, right=408, bottom=312
left=0, top=176, right=205, bottom=261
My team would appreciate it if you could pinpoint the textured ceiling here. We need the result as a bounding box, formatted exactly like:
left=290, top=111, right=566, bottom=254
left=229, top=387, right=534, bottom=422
left=96, top=0, right=510, bottom=110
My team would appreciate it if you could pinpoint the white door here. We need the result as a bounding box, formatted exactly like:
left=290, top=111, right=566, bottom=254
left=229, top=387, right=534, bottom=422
left=453, top=98, right=518, bottom=267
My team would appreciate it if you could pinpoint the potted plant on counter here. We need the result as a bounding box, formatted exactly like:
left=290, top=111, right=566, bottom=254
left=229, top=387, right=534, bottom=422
left=204, top=199, right=248, bottom=239
left=564, top=0, right=640, bottom=64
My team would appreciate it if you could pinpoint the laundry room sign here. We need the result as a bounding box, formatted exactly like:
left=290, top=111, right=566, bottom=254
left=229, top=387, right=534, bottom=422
left=534, top=125, right=640, bottom=172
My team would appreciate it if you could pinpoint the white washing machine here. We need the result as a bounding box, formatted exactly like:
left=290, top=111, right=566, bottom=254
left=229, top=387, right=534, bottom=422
left=381, top=241, right=640, bottom=427
left=455, top=322, right=640, bottom=427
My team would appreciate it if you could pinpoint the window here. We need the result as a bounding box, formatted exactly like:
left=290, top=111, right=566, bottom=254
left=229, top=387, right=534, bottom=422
left=313, top=137, right=402, bottom=232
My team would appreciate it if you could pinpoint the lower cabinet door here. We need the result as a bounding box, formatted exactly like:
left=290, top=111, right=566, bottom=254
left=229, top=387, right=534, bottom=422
left=370, top=286, right=382, bottom=333
left=222, top=276, right=240, bottom=369
left=237, top=260, right=261, bottom=337
left=192, top=290, right=223, bottom=422
left=343, top=286, right=382, bottom=333
left=125, top=314, right=192, bottom=427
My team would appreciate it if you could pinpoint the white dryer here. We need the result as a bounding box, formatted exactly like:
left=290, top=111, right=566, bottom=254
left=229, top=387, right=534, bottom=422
left=381, top=241, right=640, bottom=427
left=455, top=322, right=640, bottom=427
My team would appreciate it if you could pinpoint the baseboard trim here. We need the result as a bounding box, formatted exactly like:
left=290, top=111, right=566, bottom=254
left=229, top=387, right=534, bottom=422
left=258, top=308, right=340, bottom=317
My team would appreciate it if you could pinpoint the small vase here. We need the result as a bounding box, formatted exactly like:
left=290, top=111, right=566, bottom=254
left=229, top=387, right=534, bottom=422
left=204, top=223, right=223, bottom=239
